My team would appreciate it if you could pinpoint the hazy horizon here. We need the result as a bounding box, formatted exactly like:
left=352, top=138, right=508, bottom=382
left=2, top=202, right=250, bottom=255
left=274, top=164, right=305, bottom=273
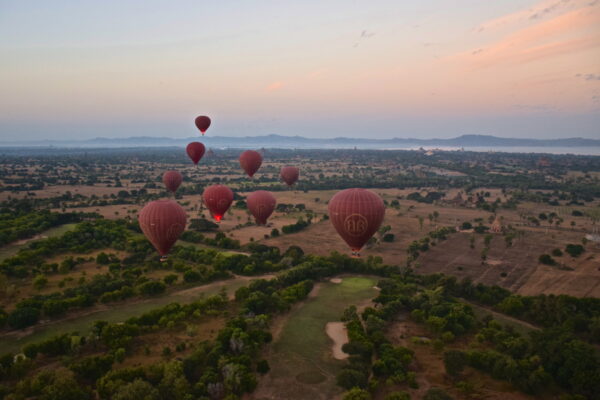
left=1, top=1, right=599, bottom=140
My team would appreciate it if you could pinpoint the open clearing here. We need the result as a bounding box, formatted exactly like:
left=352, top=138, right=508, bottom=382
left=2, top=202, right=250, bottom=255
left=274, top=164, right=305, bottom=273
left=252, top=276, right=377, bottom=400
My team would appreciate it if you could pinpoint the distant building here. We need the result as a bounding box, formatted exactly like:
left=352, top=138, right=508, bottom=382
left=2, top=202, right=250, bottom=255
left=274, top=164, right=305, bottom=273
left=448, top=191, right=466, bottom=206
left=490, top=216, right=503, bottom=233
left=537, top=157, right=551, bottom=168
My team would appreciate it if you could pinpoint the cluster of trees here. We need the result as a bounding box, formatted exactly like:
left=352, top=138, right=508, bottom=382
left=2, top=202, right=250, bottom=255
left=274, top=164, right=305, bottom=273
left=337, top=304, right=417, bottom=395
left=1, top=218, right=131, bottom=278
left=0, top=207, right=92, bottom=246
left=280, top=217, right=311, bottom=234
left=406, top=191, right=445, bottom=204
left=443, top=318, right=600, bottom=398
left=0, top=241, right=598, bottom=399
left=407, top=226, right=456, bottom=260
left=2, top=246, right=390, bottom=399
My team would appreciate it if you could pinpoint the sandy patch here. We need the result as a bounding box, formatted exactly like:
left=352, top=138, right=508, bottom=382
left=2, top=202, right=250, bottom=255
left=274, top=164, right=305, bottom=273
left=325, top=322, right=348, bottom=360
left=330, top=278, right=342, bottom=284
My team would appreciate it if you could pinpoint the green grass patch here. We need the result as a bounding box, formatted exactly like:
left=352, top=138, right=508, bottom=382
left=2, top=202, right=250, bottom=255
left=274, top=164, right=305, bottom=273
left=265, top=276, right=378, bottom=399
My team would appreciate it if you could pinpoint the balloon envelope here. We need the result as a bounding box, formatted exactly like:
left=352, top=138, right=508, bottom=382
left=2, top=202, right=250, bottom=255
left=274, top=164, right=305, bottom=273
left=280, top=166, right=299, bottom=186
left=195, top=116, right=211, bottom=135
left=328, top=188, right=385, bottom=253
left=239, top=150, right=263, bottom=178
left=247, top=190, right=276, bottom=225
left=139, top=200, right=187, bottom=256
left=203, top=185, right=234, bottom=222
left=186, top=142, right=206, bottom=165
left=163, top=171, right=183, bottom=193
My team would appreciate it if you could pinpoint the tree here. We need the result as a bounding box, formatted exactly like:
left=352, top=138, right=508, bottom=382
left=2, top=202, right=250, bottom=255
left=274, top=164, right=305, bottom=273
left=96, top=252, right=110, bottom=264
left=337, top=369, right=369, bottom=390
left=423, top=387, right=453, bottom=400
left=565, top=244, right=584, bottom=258
left=112, top=379, right=160, bottom=400
left=137, top=281, right=166, bottom=296
left=33, top=368, right=93, bottom=400
left=256, top=359, right=270, bottom=374
left=538, top=254, right=556, bottom=266
left=443, top=350, right=467, bottom=377
left=343, top=388, right=372, bottom=400
left=33, top=274, right=48, bottom=290
left=385, top=392, right=411, bottom=400
left=7, top=306, right=40, bottom=329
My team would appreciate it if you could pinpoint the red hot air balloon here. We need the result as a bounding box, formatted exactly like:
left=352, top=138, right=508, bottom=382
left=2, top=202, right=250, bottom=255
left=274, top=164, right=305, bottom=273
left=186, top=142, right=206, bottom=165
left=247, top=190, right=276, bottom=225
left=280, top=166, right=299, bottom=186
left=328, top=188, right=385, bottom=256
left=163, top=171, right=183, bottom=193
left=139, top=200, right=187, bottom=259
left=239, top=150, right=263, bottom=178
left=195, top=116, right=211, bottom=135
left=202, top=185, right=234, bottom=222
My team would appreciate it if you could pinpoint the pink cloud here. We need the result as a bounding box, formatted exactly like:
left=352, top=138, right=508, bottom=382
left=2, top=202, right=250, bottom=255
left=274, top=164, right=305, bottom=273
left=475, top=0, right=596, bottom=32
left=453, top=6, right=600, bottom=67
left=265, top=81, right=284, bottom=91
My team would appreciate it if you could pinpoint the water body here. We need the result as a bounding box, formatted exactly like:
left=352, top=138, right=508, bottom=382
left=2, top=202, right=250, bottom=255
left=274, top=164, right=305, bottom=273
left=383, top=146, right=600, bottom=156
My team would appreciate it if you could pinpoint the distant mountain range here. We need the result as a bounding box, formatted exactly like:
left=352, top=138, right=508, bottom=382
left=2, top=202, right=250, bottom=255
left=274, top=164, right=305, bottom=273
left=1, top=134, right=599, bottom=149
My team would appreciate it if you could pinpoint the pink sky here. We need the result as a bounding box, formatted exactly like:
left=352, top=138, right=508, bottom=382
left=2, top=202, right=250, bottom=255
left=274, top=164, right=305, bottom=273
left=0, top=0, right=598, bottom=140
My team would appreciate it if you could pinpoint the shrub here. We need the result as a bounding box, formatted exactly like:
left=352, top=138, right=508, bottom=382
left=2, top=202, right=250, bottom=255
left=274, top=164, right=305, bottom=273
left=552, top=248, right=563, bottom=257
left=383, top=233, right=395, bottom=242
left=565, top=244, right=584, bottom=258
left=538, top=254, right=556, bottom=266
left=256, top=360, right=270, bottom=374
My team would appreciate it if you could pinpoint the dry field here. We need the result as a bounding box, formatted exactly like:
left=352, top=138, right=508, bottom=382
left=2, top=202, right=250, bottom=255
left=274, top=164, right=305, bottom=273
left=45, top=185, right=599, bottom=298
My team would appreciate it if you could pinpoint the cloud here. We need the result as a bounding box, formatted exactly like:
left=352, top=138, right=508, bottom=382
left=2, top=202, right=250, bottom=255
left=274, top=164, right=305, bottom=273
left=265, top=81, right=284, bottom=91
left=308, top=69, right=328, bottom=79
left=453, top=6, right=600, bottom=67
left=360, top=30, right=375, bottom=39
left=475, top=0, right=595, bottom=32
left=512, top=103, right=556, bottom=111
left=575, top=73, right=600, bottom=80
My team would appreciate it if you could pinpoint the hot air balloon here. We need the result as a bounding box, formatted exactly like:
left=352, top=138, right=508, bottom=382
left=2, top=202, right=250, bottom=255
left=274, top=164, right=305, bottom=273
left=202, top=185, right=234, bottom=222
left=280, top=166, right=299, bottom=186
left=247, top=190, right=276, bottom=225
left=328, top=188, right=385, bottom=256
left=139, top=200, right=187, bottom=260
left=186, top=142, right=206, bottom=165
left=239, top=150, right=263, bottom=178
left=163, top=171, right=183, bottom=193
left=195, top=116, right=211, bottom=135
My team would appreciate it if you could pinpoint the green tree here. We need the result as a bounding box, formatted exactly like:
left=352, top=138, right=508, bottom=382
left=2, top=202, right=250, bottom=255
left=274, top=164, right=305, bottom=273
left=423, top=387, right=453, bottom=400
left=113, top=379, right=160, bottom=400
left=343, top=387, right=372, bottom=400
left=33, top=274, right=48, bottom=290
left=443, top=350, right=467, bottom=377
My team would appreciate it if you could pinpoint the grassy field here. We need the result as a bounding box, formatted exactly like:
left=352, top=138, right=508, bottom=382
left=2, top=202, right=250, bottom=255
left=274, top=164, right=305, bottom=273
left=0, top=274, right=269, bottom=354
left=0, top=223, right=78, bottom=261
left=253, top=276, right=378, bottom=400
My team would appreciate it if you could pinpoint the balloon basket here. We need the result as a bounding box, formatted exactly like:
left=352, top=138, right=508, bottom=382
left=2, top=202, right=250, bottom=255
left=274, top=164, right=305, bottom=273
left=160, top=256, right=168, bottom=262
